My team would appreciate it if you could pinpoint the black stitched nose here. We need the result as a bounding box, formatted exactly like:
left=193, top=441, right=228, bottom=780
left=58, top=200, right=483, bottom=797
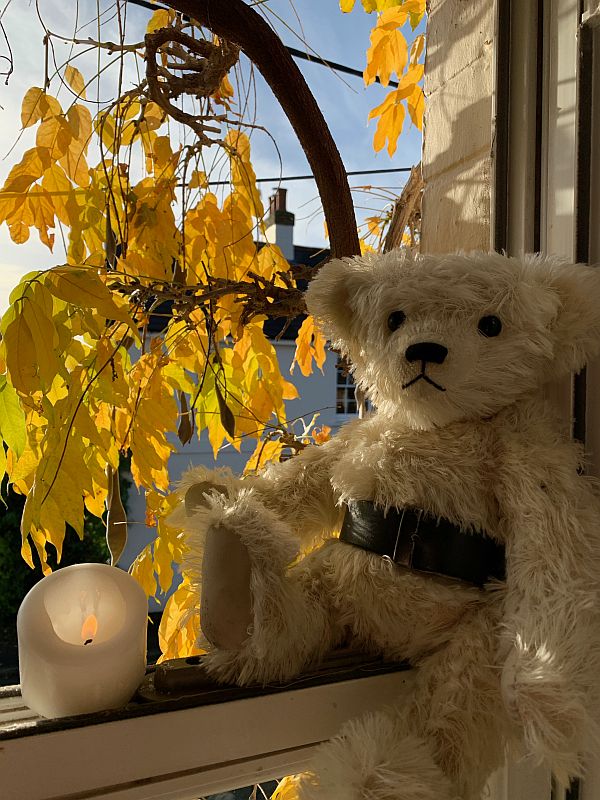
left=405, top=342, right=448, bottom=364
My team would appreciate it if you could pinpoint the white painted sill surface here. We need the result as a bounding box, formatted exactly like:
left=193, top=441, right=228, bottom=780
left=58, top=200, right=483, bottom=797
left=0, top=651, right=554, bottom=800
left=0, top=657, right=413, bottom=800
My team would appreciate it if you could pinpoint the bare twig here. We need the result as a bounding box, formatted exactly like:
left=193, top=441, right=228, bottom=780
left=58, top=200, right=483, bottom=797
left=383, top=163, right=423, bottom=252
left=110, top=271, right=307, bottom=326
left=145, top=25, right=239, bottom=143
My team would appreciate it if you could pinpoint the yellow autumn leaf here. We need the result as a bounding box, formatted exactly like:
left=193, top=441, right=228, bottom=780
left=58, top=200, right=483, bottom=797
left=1, top=308, right=39, bottom=395
left=272, top=775, right=304, bottom=800
left=364, top=21, right=409, bottom=87
left=130, top=544, right=158, bottom=597
left=115, top=101, right=142, bottom=146
left=410, top=33, right=426, bottom=64
left=402, top=0, right=426, bottom=15
left=65, top=65, right=86, bottom=99
left=140, top=101, right=164, bottom=131
left=20, top=87, right=62, bottom=129
left=152, top=135, right=180, bottom=178
left=291, top=315, right=327, bottom=377
left=41, top=164, right=74, bottom=226
left=364, top=0, right=424, bottom=12
left=403, top=62, right=425, bottom=88
left=37, top=447, right=87, bottom=555
left=26, top=524, right=50, bottom=573
left=244, top=437, right=284, bottom=474
left=20, top=536, right=35, bottom=569
left=188, top=169, right=208, bottom=189
left=7, top=438, right=40, bottom=490
left=146, top=7, right=175, bottom=33
left=60, top=105, right=92, bottom=187
left=312, top=424, right=332, bottom=445
left=226, top=129, right=264, bottom=220
left=0, top=192, right=25, bottom=227
left=6, top=196, right=34, bottom=244
left=372, top=62, right=422, bottom=142
left=20, top=292, right=60, bottom=387
left=153, top=536, right=174, bottom=594
left=407, top=84, right=425, bottom=129
left=2, top=147, right=51, bottom=195
left=0, top=375, right=26, bottom=457
left=20, top=87, right=45, bottom=129
left=36, top=116, right=73, bottom=160
left=256, top=243, right=290, bottom=283
left=94, top=110, right=118, bottom=154
left=27, top=188, right=56, bottom=251
left=340, top=0, right=356, bottom=10
left=45, top=267, right=139, bottom=337
left=212, top=73, right=235, bottom=109
left=373, top=99, right=406, bottom=155
left=66, top=104, right=92, bottom=150
left=157, top=577, right=203, bottom=661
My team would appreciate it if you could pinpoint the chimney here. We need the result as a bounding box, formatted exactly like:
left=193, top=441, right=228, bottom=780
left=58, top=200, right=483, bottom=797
left=265, top=188, right=295, bottom=261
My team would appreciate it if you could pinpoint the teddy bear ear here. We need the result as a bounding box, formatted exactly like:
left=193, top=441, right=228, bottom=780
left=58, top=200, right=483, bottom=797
left=548, top=261, right=600, bottom=374
left=304, top=256, right=373, bottom=344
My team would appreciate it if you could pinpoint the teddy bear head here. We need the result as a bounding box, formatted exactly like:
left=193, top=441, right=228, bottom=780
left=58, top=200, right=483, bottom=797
left=305, top=250, right=600, bottom=429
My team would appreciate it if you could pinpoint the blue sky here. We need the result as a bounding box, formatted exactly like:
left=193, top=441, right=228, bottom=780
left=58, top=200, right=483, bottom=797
left=0, top=0, right=423, bottom=310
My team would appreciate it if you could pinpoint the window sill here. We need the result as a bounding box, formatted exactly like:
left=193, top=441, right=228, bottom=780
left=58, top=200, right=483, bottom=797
left=1, top=653, right=412, bottom=800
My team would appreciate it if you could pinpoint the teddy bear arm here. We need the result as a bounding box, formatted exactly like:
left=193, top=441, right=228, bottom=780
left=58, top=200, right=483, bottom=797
left=498, top=454, right=600, bottom=782
left=250, top=440, right=343, bottom=548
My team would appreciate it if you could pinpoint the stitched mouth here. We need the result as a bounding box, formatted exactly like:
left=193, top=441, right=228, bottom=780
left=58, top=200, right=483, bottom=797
left=402, top=369, right=446, bottom=393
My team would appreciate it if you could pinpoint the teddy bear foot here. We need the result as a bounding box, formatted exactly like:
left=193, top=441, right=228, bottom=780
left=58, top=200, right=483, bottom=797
left=298, top=713, right=454, bottom=800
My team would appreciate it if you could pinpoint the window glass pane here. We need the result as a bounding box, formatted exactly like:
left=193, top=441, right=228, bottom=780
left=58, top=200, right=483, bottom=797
left=335, top=357, right=360, bottom=414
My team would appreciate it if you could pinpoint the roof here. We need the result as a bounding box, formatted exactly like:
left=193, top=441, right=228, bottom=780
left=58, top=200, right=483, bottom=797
left=262, top=243, right=330, bottom=341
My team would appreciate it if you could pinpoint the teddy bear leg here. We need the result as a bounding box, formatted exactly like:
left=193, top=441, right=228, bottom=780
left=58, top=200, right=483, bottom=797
left=299, top=710, right=455, bottom=800
left=196, top=493, right=337, bottom=686
left=202, top=554, right=336, bottom=686
left=406, top=611, right=508, bottom=800
left=299, top=611, right=506, bottom=800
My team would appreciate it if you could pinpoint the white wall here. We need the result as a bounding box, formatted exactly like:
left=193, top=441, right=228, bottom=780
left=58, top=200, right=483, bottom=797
left=421, top=0, right=495, bottom=253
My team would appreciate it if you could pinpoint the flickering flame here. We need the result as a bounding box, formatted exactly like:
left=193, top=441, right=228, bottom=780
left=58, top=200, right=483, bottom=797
left=81, top=614, right=98, bottom=645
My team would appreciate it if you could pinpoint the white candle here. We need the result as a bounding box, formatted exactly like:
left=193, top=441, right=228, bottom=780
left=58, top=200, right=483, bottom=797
left=17, top=563, right=147, bottom=718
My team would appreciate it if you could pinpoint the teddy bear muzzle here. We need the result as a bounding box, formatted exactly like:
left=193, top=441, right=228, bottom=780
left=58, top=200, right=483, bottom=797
left=403, top=341, right=448, bottom=392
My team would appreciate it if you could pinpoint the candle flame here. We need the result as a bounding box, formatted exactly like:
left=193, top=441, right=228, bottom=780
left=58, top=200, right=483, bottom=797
left=81, top=614, right=98, bottom=644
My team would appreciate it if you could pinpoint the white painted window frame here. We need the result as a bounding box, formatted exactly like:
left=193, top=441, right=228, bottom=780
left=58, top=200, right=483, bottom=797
left=491, top=1, right=597, bottom=798
left=577, top=3, right=600, bottom=796
left=0, top=668, right=414, bottom=800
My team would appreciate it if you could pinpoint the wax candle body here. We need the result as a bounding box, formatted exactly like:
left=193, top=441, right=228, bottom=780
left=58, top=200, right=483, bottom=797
left=18, top=563, right=147, bottom=718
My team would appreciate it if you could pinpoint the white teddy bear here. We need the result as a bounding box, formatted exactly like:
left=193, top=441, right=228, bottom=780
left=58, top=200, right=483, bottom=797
left=177, top=250, right=600, bottom=800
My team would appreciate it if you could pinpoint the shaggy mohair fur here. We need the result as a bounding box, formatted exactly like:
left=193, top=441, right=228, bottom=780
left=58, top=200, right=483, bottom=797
left=178, top=250, right=600, bottom=798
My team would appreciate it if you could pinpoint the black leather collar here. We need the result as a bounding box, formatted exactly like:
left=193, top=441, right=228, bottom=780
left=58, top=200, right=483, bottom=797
left=339, top=501, right=505, bottom=588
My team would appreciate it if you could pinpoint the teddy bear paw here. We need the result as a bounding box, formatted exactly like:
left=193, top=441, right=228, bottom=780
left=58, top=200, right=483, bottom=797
left=297, top=716, right=454, bottom=800
left=501, top=650, right=586, bottom=783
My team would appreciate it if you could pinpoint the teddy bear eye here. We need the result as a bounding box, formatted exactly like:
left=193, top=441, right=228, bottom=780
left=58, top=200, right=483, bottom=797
left=387, top=310, right=406, bottom=332
left=477, top=315, right=502, bottom=338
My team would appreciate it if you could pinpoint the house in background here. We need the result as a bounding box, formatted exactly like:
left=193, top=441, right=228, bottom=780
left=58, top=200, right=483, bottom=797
left=120, top=188, right=360, bottom=575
